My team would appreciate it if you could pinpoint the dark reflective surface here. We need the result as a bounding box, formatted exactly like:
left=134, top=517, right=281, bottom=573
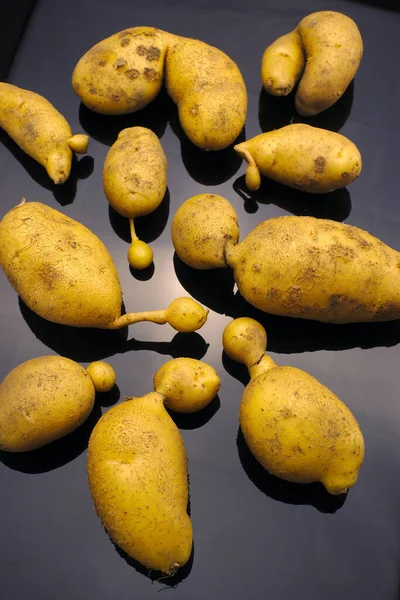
left=2, top=1, right=400, bottom=599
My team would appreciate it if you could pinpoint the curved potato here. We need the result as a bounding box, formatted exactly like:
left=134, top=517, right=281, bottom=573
left=0, top=83, right=89, bottom=184
left=261, top=31, right=305, bottom=96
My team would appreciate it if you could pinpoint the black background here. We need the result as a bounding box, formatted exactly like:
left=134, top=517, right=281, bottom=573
left=1, top=1, right=400, bottom=598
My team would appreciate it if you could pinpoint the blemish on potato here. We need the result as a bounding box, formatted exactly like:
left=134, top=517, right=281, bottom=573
left=136, top=45, right=161, bottom=61
left=143, top=68, right=160, bottom=82
left=314, top=156, right=326, bottom=174
left=120, top=38, right=131, bottom=47
left=125, top=69, right=140, bottom=80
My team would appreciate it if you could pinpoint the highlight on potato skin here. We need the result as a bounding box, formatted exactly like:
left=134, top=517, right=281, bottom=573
left=261, top=11, right=363, bottom=116
left=223, top=317, right=364, bottom=495
left=0, top=83, right=89, bottom=184
left=87, top=357, right=220, bottom=575
left=72, top=26, right=247, bottom=151
left=0, top=201, right=208, bottom=332
left=234, top=124, right=362, bottom=193
left=171, top=193, right=400, bottom=324
left=103, top=126, right=167, bottom=270
left=0, top=356, right=115, bottom=452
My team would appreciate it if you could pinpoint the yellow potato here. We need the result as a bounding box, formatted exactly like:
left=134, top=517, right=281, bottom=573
left=88, top=393, right=192, bottom=575
left=154, top=358, right=221, bottom=413
left=0, top=356, right=97, bottom=452
left=87, top=357, right=220, bottom=574
left=261, top=11, right=363, bottom=116
left=72, top=27, right=167, bottom=115
left=86, top=361, right=116, bottom=393
left=0, top=83, right=89, bottom=184
left=103, top=126, right=167, bottom=269
left=296, top=11, right=363, bottom=116
left=223, top=318, right=364, bottom=495
left=261, top=31, right=305, bottom=96
left=164, top=35, right=247, bottom=150
left=171, top=194, right=239, bottom=269
left=72, top=27, right=247, bottom=150
left=234, top=124, right=362, bottom=193
left=0, top=201, right=208, bottom=331
left=172, top=194, right=400, bottom=323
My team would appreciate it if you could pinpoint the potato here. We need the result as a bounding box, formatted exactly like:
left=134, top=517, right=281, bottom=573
left=164, top=35, right=247, bottom=150
left=172, top=194, right=400, bottom=323
left=261, top=11, right=363, bottom=116
left=87, top=357, right=220, bottom=574
left=103, top=126, right=167, bottom=269
left=223, top=318, right=364, bottom=494
left=261, top=31, right=305, bottom=96
left=0, top=356, right=113, bottom=452
left=234, top=124, right=362, bottom=193
left=72, top=27, right=247, bottom=151
left=171, top=193, right=239, bottom=269
left=0, top=201, right=208, bottom=331
left=72, top=27, right=167, bottom=115
left=85, top=361, right=116, bottom=393
left=154, top=358, right=221, bottom=413
left=0, top=83, right=89, bottom=184
left=88, top=393, right=192, bottom=575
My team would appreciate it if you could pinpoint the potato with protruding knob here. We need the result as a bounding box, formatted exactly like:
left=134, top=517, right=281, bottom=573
left=0, top=83, right=89, bottom=184
left=261, top=11, right=363, bottom=116
left=234, top=124, right=362, bottom=193
left=172, top=193, right=400, bottom=324
left=223, top=318, right=364, bottom=495
left=0, top=356, right=115, bottom=452
left=103, top=127, right=167, bottom=270
left=0, top=201, right=208, bottom=332
left=87, top=357, right=221, bottom=576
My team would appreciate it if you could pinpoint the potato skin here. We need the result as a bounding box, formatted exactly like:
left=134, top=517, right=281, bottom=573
left=240, top=365, right=364, bottom=494
left=103, top=126, right=167, bottom=218
left=154, top=358, right=221, bottom=413
left=164, top=36, right=247, bottom=150
left=226, top=215, right=400, bottom=323
left=296, top=11, right=363, bottom=116
left=72, top=27, right=167, bottom=115
left=0, top=202, right=122, bottom=328
left=234, top=124, right=362, bottom=193
left=0, top=83, right=88, bottom=184
left=0, top=356, right=95, bottom=452
left=261, top=31, right=305, bottom=96
left=171, top=194, right=239, bottom=269
left=87, top=393, right=192, bottom=574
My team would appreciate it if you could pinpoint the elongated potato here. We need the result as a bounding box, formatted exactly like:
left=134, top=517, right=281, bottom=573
left=88, top=357, right=220, bottom=575
left=72, top=27, right=247, bottom=150
left=172, top=194, right=400, bottom=323
left=0, top=201, right=208, bottom=331
left=234, top=124, right=362, bottom=192
left=164, top=35, right=247, bottom=150
left=261, top=11, right=363, bottom=115
left=103, top=126, right=167, bottom=269
left=0, top=83, right=89, bottom=184
left=0, top=356, right=114, bottom=452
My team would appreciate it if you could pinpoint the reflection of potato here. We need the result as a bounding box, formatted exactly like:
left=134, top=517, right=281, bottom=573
left=234, top=124, right=362, bottom=193
left=0, top=83, right=89, bottom=184
left=262, top=11, right=363, bottom=115
left=73, top=27, right=247, bottom=150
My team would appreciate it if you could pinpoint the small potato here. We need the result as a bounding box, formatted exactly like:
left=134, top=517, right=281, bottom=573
left=261, top=31, right=305, bottom=96
left=0, top=356, right=95, bottom=452
left=164, top=36, right=247, bottom=150
left=0, top=83, right=89, bottom=184
left=171, top=193, right=239, bottom=269
left=86, top=361, right=116, bottom=393
left=154, top=358, right=221, bottom=413
left=72, top=27, right=167, bottom=115
left=234, top=124, right=362, bottom=193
